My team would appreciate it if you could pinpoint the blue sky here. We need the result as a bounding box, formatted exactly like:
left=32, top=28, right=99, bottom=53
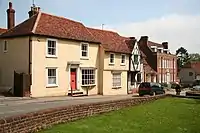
left=0, top=0, right=199, bottom=27
left=0, top=0, right=200, bottom=53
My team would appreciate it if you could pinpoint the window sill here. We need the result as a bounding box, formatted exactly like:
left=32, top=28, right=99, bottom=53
left=112, top=86, right=122, bottom=89
left=109, top=63, right=115, bottom=65
left=46, top=85, right=58, bottom=88
left=120, top=63, right=126, bottom=66
left=80, top=57, right=89, bottom=60
left=81, top=84, right=96, bottom=87
left=46, top=55, right=58, bottom=58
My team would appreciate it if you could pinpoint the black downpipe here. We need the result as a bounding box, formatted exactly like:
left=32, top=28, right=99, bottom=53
left=28, top=36, right=32, bottom=95
left=127, top=55, right=131, bottom=94
left=161, top=57, right=163, bottom=83
left=173, top=58, right=174, bottom=82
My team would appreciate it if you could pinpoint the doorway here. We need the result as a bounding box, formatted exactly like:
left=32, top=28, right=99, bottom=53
left=70, top=68, right=77, bottom=91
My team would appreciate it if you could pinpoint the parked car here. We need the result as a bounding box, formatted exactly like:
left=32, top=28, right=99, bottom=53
left=192, top=80, right=200, bottom=91
left=138, top=82, right=165, bottom=96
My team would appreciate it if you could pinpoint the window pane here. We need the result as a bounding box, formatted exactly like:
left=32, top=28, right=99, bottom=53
left=48, top=77, right=56, bottom=84
left=81, top=69, right=95, bottom=85
left=112, top=73, right=121, bottom=87
left=47, top=40, right=56, bottom=55
left=121, top=55, right=125, bottom=63
left=82, top=51, right=87, bottom=57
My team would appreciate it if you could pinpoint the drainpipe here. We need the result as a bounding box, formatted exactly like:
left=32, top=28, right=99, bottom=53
left=161, top=57, right=163, bottom=83
left=173, top=58, right=174, bottom=82
left=127, top=55, right=131, bottom=94
left=28, top=36, right=32, bottom=97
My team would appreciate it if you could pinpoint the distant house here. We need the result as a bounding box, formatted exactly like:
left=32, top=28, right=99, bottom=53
left=179, top=62, right=200, bottom=84
left=138, top=36, right=177, bottom=83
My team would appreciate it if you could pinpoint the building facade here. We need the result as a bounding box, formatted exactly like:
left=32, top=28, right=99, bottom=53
left=179, top=61, right=200, bottom=84
left=138, top=36, right=177, bottom=83
left=88, top=28, right=131, bottom=95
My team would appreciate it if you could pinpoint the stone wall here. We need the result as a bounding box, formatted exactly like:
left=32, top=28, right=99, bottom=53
left=0, top=95, right=169, bottom=133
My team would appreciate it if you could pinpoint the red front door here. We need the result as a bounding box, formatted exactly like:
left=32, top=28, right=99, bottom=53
left=70, top=69, right=77, bottom=90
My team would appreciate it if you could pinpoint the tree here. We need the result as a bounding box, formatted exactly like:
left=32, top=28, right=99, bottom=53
left=176, top=47, right=190, bottom=68
left=189, top=53, right=200, bottom=62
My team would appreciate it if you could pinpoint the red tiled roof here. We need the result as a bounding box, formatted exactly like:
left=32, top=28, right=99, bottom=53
left=142, top=58, right=156, bottom=74
left=0, top=28, right=7, bottom=35
left=183, top=61, right=200, bottom=74
left=0, top=12, right=99, bottom=43
left=87, top=27, right=131, bottom=54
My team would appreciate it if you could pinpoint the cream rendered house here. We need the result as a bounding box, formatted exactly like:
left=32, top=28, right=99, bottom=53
left=88, top=28, right=131, bottom=95
left=0, top=10, right=101, bottom=97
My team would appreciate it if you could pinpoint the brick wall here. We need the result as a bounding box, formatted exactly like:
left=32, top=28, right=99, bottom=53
left=0, top=95, right=169, bottom=133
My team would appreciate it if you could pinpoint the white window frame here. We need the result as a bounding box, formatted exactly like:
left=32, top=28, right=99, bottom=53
left=46, top=67, right=58, bottom=87
left=112, top=72, right=122, bottom=88
left=3, top=40, right=8, bottom=53
left=80, top=42, right=89, bottom=59
left=121, top=54, right=126, bottom=65
left=46, top=38, right=58, bottom=58
left=81, top=68, right=96, bottom=86
left=159, top=58, right=162, bottom=68
left=151, top=46, right=157, bottom=52
left=109, top=53, right=115, bottom=65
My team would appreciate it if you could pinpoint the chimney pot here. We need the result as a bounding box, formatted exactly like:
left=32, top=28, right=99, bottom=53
left=162, top=42, right=168, bottom=49
left=9, top=2, right=12, bottom=9
left=28, top=6, right=40, bottom=18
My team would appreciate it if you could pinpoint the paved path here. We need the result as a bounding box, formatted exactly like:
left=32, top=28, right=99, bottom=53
left=165, top=90, right=187, bottom=96
left=0, top=95, right=137, bottom=119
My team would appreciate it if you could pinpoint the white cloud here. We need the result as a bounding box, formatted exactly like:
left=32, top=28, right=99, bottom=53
left=92, top=14, right=200, bottom=54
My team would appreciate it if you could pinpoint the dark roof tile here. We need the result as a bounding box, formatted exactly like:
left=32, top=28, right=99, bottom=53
left=87, top=28, right=131, bottom=54
left=0, top=28, right=7, bottom=35
left=1, top=12, right=99, bottom=43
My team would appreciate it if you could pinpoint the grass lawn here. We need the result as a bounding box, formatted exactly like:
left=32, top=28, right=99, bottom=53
left=40, top=98, right=200, bottom=133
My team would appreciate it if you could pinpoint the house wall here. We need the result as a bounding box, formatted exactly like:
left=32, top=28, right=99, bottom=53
left=179, top=68, right=195, bottom=84
left=31, top=36, right=99, bottom=97
left=157, top=53, right=177, bottom=83
left=98, top=46, right=105, bottom=95
left=102, top=52, right=129, bottom=95
left=0, top=37, right=29, bottom=92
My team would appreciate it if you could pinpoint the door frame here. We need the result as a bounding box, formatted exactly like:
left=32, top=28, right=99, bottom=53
left=70, top=68, right=77, bottom=90
left=68, top=65, right=80, bottom=91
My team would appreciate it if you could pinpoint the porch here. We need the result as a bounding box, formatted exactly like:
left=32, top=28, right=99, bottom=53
left=67, top=61, right=98, bottom=97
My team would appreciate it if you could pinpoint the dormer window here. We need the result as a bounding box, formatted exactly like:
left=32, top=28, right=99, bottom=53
left=150, top=46, right=157, bottom=52
left=157, top=47, right=163, bottom=53
left=163, top=49, right=169, bottom=54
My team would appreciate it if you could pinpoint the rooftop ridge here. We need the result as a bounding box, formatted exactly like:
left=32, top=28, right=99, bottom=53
left=148, top=40, right=162, bottom=45
left=41, top=12, right=83, bottom=25
left=87, top=27, right=119, bottom=35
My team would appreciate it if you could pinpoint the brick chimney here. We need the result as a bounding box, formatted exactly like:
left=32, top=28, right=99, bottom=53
left=28, top=5, right=41, bottom=18
left=139, top=36, right=148, bottom=45
left=162, top=42, right=168, bottom=49
left=128, top=37, right=137, bottom=49
left=7, top=2, right=15, bottom=29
